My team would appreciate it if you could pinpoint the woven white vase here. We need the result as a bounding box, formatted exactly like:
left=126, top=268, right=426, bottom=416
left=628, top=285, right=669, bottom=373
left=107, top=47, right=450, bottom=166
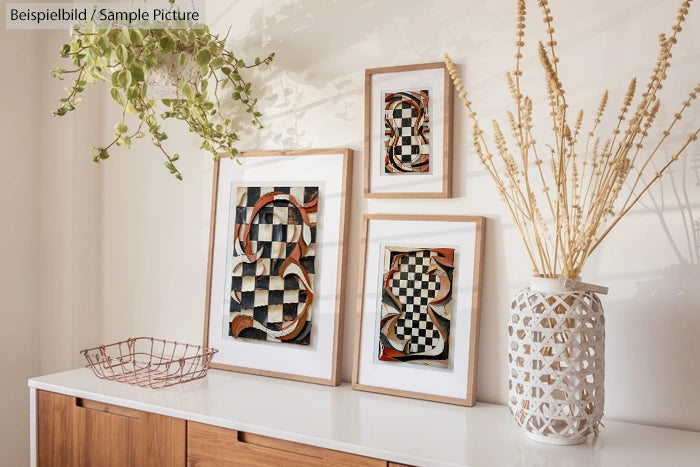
left=508, top=277, right=605, bottom=445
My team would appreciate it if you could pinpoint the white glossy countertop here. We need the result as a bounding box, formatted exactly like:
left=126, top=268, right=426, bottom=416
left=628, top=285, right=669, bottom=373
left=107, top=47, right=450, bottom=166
left=29, top=368, right=700, bottom=467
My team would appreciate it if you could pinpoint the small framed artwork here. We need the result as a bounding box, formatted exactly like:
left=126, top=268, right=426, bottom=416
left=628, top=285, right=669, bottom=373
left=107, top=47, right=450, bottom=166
left=352, top=214, right=485, bottom=405
left=364, top=62, right=453, bottom=198
left=204, top=149, right=352, bottom=386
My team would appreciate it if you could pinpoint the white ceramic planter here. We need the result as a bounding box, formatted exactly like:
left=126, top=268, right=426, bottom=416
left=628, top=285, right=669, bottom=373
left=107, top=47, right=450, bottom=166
left=508, top=277, right=605, bottom=445
left=146, top=51, right=200, bottom=100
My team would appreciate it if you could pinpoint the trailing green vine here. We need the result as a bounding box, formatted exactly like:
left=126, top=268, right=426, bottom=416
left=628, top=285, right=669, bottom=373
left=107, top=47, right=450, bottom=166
left=52, top=17, right=274, bottom=179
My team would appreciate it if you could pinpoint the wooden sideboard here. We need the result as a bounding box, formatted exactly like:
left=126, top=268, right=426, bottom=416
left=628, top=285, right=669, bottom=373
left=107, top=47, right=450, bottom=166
left=29, top=368, right=700, bottom=467
left=37, top=390, right=185, bottom=467
left=37, top=390, right=388, bottom=466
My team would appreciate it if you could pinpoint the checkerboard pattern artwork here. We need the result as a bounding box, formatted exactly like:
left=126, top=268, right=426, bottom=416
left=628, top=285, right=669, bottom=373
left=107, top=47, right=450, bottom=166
left=383, top=90, right=430, bottom=174
left=228, top=186, right=318, bottom=345
left=378, top=247, right=455, bottom=367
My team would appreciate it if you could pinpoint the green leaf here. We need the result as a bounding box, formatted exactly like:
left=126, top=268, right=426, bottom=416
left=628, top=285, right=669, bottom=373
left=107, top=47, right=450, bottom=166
left=201, top=79, right=208, bottom=93
left=111, top=70, right=121, bottom=87
left=120, top=26, right=131, bottom=45
left=129, top=63, right=145, bottom=82
left=110, top=87, right=125, bottom=106
left=97, top=36, right=111, bottom=53
left=158, top=36, right=175, bottom=54
left=181, top=82, right=194, bottom=100
left=115, top=122, right=128, bottom=134
left=99, top=148, right=110, bottom=159
left=130, top=29, right=143, bottom=46
left=144, top=51, right=157, bottom=69
left=179, top=52, right=186, bottom=67
left=195, top=49, right=211, bottom=67
left=115, top=44, right=128, bottom=63
left=60, top=44, right=70, bottom=56
left=210, top=57, right=224, bottom=69
left=118, top=69, right=132, bottom=88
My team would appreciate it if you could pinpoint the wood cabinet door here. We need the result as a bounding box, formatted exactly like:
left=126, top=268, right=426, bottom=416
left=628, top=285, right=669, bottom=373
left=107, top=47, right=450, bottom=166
left=38, top=390, right=186, bottom=467
left=187, top=421, right=386, bottom=467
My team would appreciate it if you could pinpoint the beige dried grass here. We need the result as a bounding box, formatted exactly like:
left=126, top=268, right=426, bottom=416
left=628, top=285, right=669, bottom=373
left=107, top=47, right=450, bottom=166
left=446, top=0, right=700, bottom=278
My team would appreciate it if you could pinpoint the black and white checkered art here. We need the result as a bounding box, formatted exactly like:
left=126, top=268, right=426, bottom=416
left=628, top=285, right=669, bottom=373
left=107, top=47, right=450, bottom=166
left=390, top=250, right=442, bottom=354
left=229, top=186, right=318, bottom=345
left=378, top=246, right=455, bottom=367
left=383, top=90, right=431, bottom=174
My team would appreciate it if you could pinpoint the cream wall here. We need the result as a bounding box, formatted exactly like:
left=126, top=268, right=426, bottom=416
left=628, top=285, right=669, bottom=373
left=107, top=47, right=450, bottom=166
left=8, top=5, right=697, bottom=465
left=99, top=0, right=700, bottom=431
left=38, top=29, right=103, bottom=376
left=0, top=19, right=41, bottom=467
left=0, top=19, right=104, bottom=465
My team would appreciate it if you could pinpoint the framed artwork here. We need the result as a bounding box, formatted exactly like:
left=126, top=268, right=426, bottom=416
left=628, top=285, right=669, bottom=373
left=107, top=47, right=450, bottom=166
left=352, top=214, right=485, bottom=405
left=364, top=62, right=453, bottom=198
left=204, top=149, right=352, bottom=386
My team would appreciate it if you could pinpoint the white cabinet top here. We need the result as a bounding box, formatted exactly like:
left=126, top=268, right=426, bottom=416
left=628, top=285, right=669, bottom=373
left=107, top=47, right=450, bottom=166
left=29, top=368, right=700, bottom=467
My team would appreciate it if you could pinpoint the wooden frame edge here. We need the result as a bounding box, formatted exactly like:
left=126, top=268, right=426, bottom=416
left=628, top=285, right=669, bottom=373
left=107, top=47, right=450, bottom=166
left=443, top=63, right=454, bottom=199
left=202, top=160, right=221, bottom=354
left=210, top=362, right=336, bottom=387
left=363, top=69, right=372, bottom=198
left=352, top=214, right=486, bottom=406
left=351, top=215, right=371, bottom=387
left=363, top=62, right=453, bottom=199
left=330, top=148, right=353, bottom=385
left=352, top=383, right=469, bottom=407
left=466, top=217, right=486, bottom=406
left=203, top=148, right=352, bottom=387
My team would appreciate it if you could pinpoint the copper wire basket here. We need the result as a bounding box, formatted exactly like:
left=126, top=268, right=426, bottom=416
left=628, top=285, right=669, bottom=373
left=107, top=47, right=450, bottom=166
left=81, top=337, right=218, bottom=389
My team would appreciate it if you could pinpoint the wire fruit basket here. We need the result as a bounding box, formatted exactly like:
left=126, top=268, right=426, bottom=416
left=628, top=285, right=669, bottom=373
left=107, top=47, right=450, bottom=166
left=81, top=337, right=218, bottom=389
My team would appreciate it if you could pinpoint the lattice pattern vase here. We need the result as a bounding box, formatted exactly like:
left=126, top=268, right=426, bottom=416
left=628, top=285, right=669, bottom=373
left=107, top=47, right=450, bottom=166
left=508, top=277, right=605, bottom=445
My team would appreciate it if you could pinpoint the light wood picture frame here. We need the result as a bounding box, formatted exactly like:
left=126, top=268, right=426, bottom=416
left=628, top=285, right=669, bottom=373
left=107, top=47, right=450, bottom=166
left=364, top=62, right=453, bottom=198
left=352, top=214, right=485, bottom=405
left=204, top=149, right=352, bottom=386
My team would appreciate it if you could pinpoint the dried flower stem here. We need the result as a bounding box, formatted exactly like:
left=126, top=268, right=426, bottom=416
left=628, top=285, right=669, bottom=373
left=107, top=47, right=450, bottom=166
left=446, top=0, right=699, bottom=278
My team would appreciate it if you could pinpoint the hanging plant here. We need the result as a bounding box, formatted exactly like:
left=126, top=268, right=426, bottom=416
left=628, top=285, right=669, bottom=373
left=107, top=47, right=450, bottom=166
left=51, top=13, right=274, bottom=180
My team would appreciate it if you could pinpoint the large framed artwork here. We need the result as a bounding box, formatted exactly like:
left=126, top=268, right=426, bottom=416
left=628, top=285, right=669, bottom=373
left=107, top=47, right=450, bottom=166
left=204, top=149, right=352, bottom=385
left=352, top=214, right=485, bottom=405
left=364, top=62, right=453, bottom=198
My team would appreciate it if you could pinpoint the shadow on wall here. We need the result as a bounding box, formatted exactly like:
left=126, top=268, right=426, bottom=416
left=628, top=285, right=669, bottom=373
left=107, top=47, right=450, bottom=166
left=210, top=0, right=484, bottom=150
left=637, top=145, right=700, bottom=266
left=606, top=146, right=700, bottom=431
left=607, top=263, right=700, bottom=430
left=215, top=0, right=371, bottom=148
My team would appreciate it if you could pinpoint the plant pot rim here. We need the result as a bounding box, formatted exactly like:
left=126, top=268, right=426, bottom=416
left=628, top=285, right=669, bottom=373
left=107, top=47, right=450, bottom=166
left=529, top=276, right=581, bottom=293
